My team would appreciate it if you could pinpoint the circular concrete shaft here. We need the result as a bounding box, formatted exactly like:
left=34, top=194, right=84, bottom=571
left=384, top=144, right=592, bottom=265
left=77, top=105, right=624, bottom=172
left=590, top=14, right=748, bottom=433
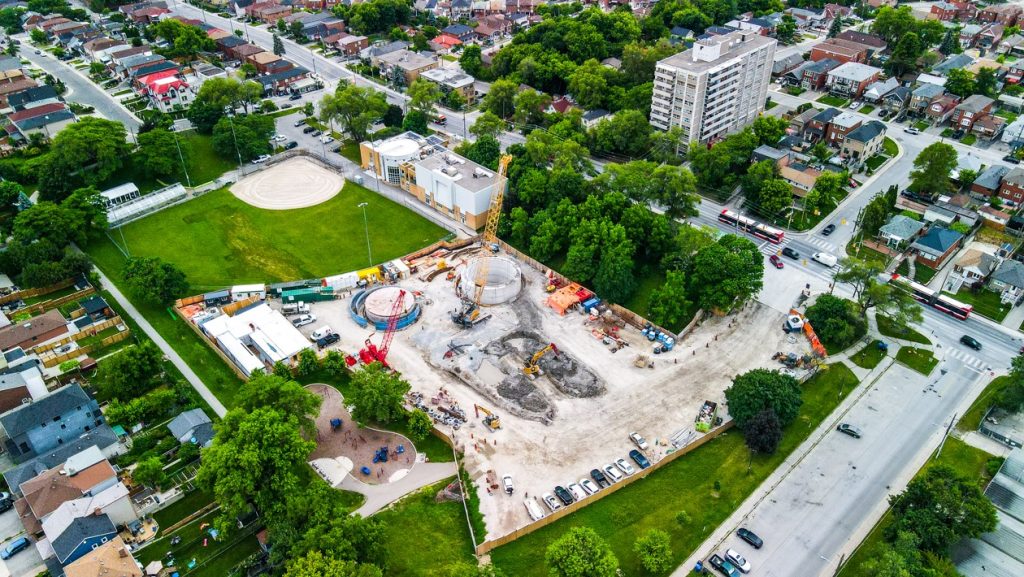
left=461, top=256, right=522, bottom=305
left=230, top=157, right=344, bottom=210
left=364, top=287, right=417, bottom=325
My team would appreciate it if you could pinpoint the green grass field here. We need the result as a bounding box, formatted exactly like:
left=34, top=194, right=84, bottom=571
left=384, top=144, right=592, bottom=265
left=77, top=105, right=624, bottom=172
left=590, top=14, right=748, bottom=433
left=882, top=137, right=898, bottom=157
left=958, top=375, right=1011, bottom=432
left=946, top=288, right=1010, bottom=322
left=817, top=95, right=848, bottom=107
left=895, top=346, right=938, bottom=375
left=849, top=340, right=888, bottom=369
left=491, top=364, right=860, bottom=576
left=98, top=132, right=236, bottom=193
left=837, top=437, right=995, bottom=577
left=876, top=315, right=930, bottom=345
left=91, top=185, right=448, bottom=289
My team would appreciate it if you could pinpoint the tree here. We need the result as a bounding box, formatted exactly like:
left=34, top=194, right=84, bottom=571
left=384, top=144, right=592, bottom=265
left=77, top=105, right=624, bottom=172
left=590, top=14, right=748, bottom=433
left=239, top=62, right=257, bottom=78
left=999, top=354, right=1024, bottom=412
left=432, top=563, right=504, bottom=577
left=589, top=110, right=653, bottom=158
left=297, top=348, right=320, bottom=376
left=545, top=527, right=618, bottom=577
left=407, top=78, right=442, bottom=116
left=62, top=186, right=108, bottom=240
left=567, top=59, right=609, bottom=110
left=37, top=117, right=131, bottom=200
left=757, top=178, right=794, bottom=216
left=938, top=29, right=959, bottom=55
left=805, top=294, right=866, bottom=350
left=512, top=89, right=551, bottom=128
left=320, top=82, right=389, bottom=142
left=198, top=407, right=317, bottom=530
left=752, top=115, right=788, bottom=146
left=13, top=202, right=82, bottom=247
left=122, top=256, right=190, bottom=305
left=910, top=142, right=957, bottom=196
left=177, top=441, right=201, bottom=464
left=211, top=114, right=273, bottom=162
left=975, top=67, right=998, bottom=98
left=444, top=89, right=466, bottom=111
left=290, top=20, right=304, bottom=40
left=634, top=529, right=673, bottom=573
left=272, top=33, right=285, bottom=55
left=775, top=15, right=797, bottom=44
left=483, top=78, right=517, bottom=118
left=406, top=409, right=433, bottom=440
left=860, top=192, right=893, bottom=237
left=690, top=235, right=764, bottom=312
left=592, top=224, right=636, bottom=303
left=95, top=341, right=164, bottom=401
left=886, top=32, right=921, bottom=77
left=137, top=128, right=183, bottom=178
left=744, top=408, right=783, bottom=454
left=382, top=104, right=404, bottom=127
left=402, top=109, right=429, bottom=134
left=459, top=44, right=484, bottom=78
left=470, top=111, right=506, bottom=140
left=872, top=6, right=917, bottom=44
left=29, top=28, right=46, bottom=43
left=943, top=68, right=975, bottom=99
left=725, top=369, right=803, bottom=429
left=239, top=372, right=322, bottom=437
left=133, top=457, right=167, bottom=490
left=284, top=551, right=382, bottom=577
left=886, top=464, right=998, bottom=552
left=827, top=16, right=842, bottom=38
left=348, top=363, right=410, bottom=425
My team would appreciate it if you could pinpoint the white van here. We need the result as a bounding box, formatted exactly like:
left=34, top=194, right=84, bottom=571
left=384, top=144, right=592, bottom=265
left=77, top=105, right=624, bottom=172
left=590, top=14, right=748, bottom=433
left=812, top=252, right=838, bottom=267
left=524, top=498, right=545, bottom=521
left=311, top=326, right=334, bottom=341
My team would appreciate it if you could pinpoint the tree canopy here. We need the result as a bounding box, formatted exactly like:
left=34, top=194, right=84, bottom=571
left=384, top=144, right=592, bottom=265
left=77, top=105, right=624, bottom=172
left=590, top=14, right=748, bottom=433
left=320, top=82, right=389, bottom=142
left=724, top=369, right=803, bottom=429
left=122, top=256, right=190, bottom=305
left=348, top=363, right=411, bottom=425
left=545, top=527, right=619, bottom=577
left=37, top=117, right=131, bottom=200
left=909, top=143, right=956, bottom=197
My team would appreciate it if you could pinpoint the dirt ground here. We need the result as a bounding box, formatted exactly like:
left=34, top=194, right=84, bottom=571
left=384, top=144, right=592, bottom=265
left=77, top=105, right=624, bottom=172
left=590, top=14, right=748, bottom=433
left=279, top=248, right=812, bottom=539
left=306, top=384, right=418, bottom=486
left=230, top=156, right=344, bottom=210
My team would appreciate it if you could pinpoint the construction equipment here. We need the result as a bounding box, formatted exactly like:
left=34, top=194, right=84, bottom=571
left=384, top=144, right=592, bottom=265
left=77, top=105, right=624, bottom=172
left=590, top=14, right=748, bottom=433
left=475, top=404, right=501, bottom=430
left=633, top=354, right=653, bottom=369
left=452, top=154, right=513, bottom=328
left=523, top=343, right=558, bottom=375
left=358, top=289, right=406, bottom=367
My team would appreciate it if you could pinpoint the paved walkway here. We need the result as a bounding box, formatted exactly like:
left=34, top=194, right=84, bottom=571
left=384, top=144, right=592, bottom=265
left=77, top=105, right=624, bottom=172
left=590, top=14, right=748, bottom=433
left=339, top=461, right=458, bottom=517
left=1002, top=303, right=1024, bottom=330
left=958, top=431, right=1013, bottom=457
left=92, top=266, right=227, bottom=417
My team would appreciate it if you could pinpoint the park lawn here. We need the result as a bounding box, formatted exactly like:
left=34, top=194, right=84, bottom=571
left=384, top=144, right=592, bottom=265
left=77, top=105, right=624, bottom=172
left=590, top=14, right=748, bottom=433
left=96, top=132, right=236, bottom=193
left=837, top=437, right=995, bottom=577
left=946, top=288, right=1009, bottom=322
left=895, top=346, right=938, bottom=375
left=376, top=479, right=477, bottom=576
left=882, top=137, right=898, bottom=157
left=817, top=95, right=848, bottom=107
left=958, top=375, right=1012, bottom=432
left=876, top=315, right=930, bottom=345
left=491, top=364, right=861, bottom=577
left=90, top=185, right=447, bottom=287
left=849, top=340, right=888, bottom=369
left=340, top=140, right=361, bottom=164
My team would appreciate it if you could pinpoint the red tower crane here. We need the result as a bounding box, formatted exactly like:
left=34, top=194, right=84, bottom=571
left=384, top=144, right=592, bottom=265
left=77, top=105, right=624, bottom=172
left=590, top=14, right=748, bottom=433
left=358, top=289, right=407, bottom=367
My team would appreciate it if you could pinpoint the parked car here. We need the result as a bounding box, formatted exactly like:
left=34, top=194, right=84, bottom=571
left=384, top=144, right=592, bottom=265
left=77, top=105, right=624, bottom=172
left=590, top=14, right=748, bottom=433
left=952, top=129, right=965, bottom=139
left=837, top=423, right=862, bottom=438
left=320, top=135, right=335, bottom=144
left=251, top=154, right=271, bottom=164
left=629, top=449, right=651, bottom=469
left=708, top=554, right=741, bottom=577
left=311, top=130, right=322, bottom=137
left=725, top=549, right=752, bottom=573
left=294, top=119, right=307, bottom=127
left=272, top=134, right=287, bottom=142
left=602, top=464, right=623, bottom=483
left=289, top=93, right=302, bottom=100
left=960, top=335, right=982, bottom=350
left=502, top=475, right=514, bottom=495
left=541, top=492, right=560, bottom=512
left=291, top=314, right=316, bottom=327
left=434, top=114, right=447, bottom=125
left=736, top=528, right=763, bottom=549
left=769, top=255, right=784, bottom=269
left=878, top=109, right=890, bottom=119
left=629, top=432, right=649, bottom=450
left=580, top=479, right=599, bottom=495
left=554, top=485, right=574, bottom=505
left=284, top=141, right=298, bottom=150
left=311, top=326, right=334, bottom=340
left=904, top=127, right=920, bottom=135
left=848, top=100, right=861, bottom=110
left=567, top=483, right=586, bottom=501
left=1, top=537, right=30, bottom=560
left=591, top=468, right=610, bottom=488
left=1003, top=154, right=1021, bottom=164
left=317, top=333, right=340, bottom=349
left=0, top=499, right=13, bottom=514
left=822, top=223, right=836, bottom=236
left=782, top=247, right=800, bottom=260
left=302, top=125, right=316, bottom=134
left=281, top=103, right=293, bottom=109
left=614, top=458, right=635, bottom=476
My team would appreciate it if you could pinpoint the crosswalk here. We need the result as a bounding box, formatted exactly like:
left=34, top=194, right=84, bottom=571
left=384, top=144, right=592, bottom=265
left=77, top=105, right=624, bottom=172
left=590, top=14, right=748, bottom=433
left=803, top=236, right=838, bottom=253
left=946, top=348, right=987, bottom=372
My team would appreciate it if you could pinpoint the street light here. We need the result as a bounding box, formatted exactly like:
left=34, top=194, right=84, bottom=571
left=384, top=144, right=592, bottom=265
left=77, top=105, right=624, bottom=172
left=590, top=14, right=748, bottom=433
left=358, top=202, right=372, bottom=266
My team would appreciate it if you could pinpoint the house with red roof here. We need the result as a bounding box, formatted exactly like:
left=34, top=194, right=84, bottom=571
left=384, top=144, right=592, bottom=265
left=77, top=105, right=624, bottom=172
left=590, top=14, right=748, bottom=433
left=430, top=33, right=462, bottom=53
left=136, top=69, right=190, bottom=112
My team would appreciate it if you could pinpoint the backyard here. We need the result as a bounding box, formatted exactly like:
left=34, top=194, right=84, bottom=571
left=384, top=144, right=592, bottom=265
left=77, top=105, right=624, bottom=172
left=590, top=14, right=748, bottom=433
left=490, top=364, right=861, bottom=576
left=137, top=508, right=260, bottom=577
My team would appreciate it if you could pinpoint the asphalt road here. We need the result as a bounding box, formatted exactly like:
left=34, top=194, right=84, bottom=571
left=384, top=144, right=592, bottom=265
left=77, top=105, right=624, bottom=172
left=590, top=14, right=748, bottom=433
left=17, top=40, right=142, bottom=130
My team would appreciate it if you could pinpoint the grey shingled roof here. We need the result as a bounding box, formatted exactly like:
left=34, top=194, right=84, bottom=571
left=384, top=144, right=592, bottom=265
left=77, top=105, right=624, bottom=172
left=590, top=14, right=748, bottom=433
left=846, top=120, right=886, bottom=143
left=51, top=514, right=116, bottom=563
left=912, top=226, right=963, bottom=254
left=879, top=215, right=925, bottom=240
left=0, top=384, right=92, bottom=439
left=2, top=427, right=118, bottom=494
left=168, top=408, right=212, bottom=441
left=993, top=259, right=1024, bottom=289
left=974, top=165, right=1010, bottom=191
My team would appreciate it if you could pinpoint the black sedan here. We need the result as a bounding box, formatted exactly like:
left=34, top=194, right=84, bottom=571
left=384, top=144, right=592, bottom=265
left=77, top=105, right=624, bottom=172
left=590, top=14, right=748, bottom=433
left=782, top=247, right=800, bottom=260
left=822, top=224, right=836, bottom=236
left=554, top=485, right=574, bottom=505
left=590, top=469, right=610, bottom=488
left=629, top=449, right=651, bottom=469
left=736, top=527, right=763, bottom=549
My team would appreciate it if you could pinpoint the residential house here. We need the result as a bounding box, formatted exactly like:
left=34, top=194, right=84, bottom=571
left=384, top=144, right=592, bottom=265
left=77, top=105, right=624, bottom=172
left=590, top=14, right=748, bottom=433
left=917, top=73, right=948, bottom=88
left=795, top=58, right=840, bottom=90
left=752, top=144, right=789, bottom=164
left=249, top=2, right=291, bottom=23
left=810, top=38, right=868, bottom=65
left=835, top=30, right=887, bottom=55
left=580, top=109, right=609, bottom=128
left=63, top=537, right=142, bottom=577
left=226, top=43, right=263, bottom=63
left=125, top=6, right=168, bottom=24
left=547, top=95, right=576, bottom=114
left=429, top=33, right=461, bottom=53
left=927, top=94, right=962, bottom=124
left=972, top=165, right=1009, bottom=197
left=786, top=7, right=825, bottom=29
left=863, top=77, right=899, bottom=103
left=377, top=50, right=438, bottom=86
left=0, top=369, right=46, bottom=415
left=869, top=0, right=898, bottom=8
left=826, top=62, right=882, bottom=98
left=669, top=26, right=692, bottom=45
left=246, top=51, right=283, bottom=74
left=185, top=62, right=228, bottom=90
left=978, top=24, right=1005, bottom=50
left=1004, top=117, right=1024, bottom=145
left=952, top=249, right=999, bottom=285
left=168, top=408, right=214, bottom=447
left=420, top=67, right=476, bottom=103
left=910, top=82, right=945, bottom=115
left=257, top=66, right=312, bottom=95
left=7, top=103, right=75, bottom=139
left=879, top=214, right=925, bottom=248
left=0, top=310, right=69, bottom=356
left=49, top=514, right=118, bottom=565
left=335, top=34, right=369, bottom=57
left=1, top=383, right=103, bottom=463
left=932, top=53, right=974, bottom=77
left=840, top=120, right=886, bottom=165
left=214, top=35, right=247, bottom=59
left=440, top=24, right=475, bottom=44
left=911, top=226, right=964, bottom=269
left=925, top=201, right=978, bottom=228
left=361, top=40, right=409, bottom=67
left=17, top=449, right=117, bottom=527
left=803, top=107, right=841, bottom=142
left=790, top=106, right=821, bottom=134
left=137, top=69, right=190, bottom=112
left=825, top=111, right=862, bottom=146
left=41, top=481, right=135, bottom=537
left=107, top=46, right=152, bottom=67
left=998, top=166, right=1024, bottom=206
left=990, top=259, right=1024, bottom=304
left=7, top=85, right=60, bottom=112
left=772, top=53, right=804, bottom=77
left=972, top=114, right=1006, bottom=140
left=979, top=3, right=1022, bottom=26
left=1008, top=61, right=1024, bottom=84
left=882, top=85, right=912, bottom=114
left=778, top=157, right=821, bottom=197
left=78, top=297, right=112, bottom=322
left=0, top=75, right=38, bottom=108
left=2, top=429, right=122, bottom=497
left=960, top=24, right=984, bottom=49
left=979, top=205, right=1011, bottom=228
left=952, top=94, right=995, bottom=131
left=999, top=34, right=1024, bottom=57
left=931, top=1, right=976, bottom=21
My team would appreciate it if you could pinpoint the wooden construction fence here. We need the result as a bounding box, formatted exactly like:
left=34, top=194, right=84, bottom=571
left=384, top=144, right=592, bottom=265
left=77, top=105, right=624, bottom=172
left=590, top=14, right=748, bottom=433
left=39, top=331, right=132, bottom=368
left=34, top=315, right=132, bottom=367
left=473, top=420, right=733, bottom=555
left=17, top=287, right=97, bottom=317
left=0, top=278, right=77, bottom=306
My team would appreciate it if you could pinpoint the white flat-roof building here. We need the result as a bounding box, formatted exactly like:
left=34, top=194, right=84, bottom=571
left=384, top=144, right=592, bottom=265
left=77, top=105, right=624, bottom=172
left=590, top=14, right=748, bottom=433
left=650, top=30, right=776, bottom=150
left=359, top=131, right=448, bottom=184
left=406, top=151, right=498, bottom=230
left=200, top=303, right=309, bottom=377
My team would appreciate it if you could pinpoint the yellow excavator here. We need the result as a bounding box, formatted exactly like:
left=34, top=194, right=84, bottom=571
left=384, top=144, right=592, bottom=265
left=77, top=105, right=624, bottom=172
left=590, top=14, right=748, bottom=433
left=523, top=343, right=559, bottom=375
left=452, top=154, right=513, bottom=328
left=475, top=404, right=501, bottom=430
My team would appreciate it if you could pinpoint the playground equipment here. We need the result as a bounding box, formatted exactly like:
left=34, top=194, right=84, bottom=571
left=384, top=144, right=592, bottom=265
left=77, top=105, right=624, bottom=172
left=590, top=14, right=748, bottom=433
left=373, top=446, right=389, bottom=463
left=358, top=289, right=407, bottom=367
left=474, top=404, right=502, bottom=431
left=330, top=418, right=343, bottom=431
left=523, top=343, right=559, bottom=375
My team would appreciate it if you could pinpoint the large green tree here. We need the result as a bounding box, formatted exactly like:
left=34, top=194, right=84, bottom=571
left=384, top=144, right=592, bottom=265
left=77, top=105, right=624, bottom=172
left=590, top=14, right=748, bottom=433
left=95, top=341, right=165, bottom=400
left=909, top=142, right=956, bottom=196
left=320, top=82, right=389, bottom=142
left=122, top=256, right=190, bottom=305
left=943, top=68, right=975, bottom=99
left=406, top=78, right=442, bottom=116
left=725, top=369, right=803, bottom=429
left=137, top=128, right=184, bottom=178
left=348, top=363, right=410, bottom=425
left=545, top=527, right=618, bottom=577
left=744, top=408, right=783, bottom=454
left=470, top=111, right=506, bottom=140
left=752, top=115, right=789, bottom=146
left=689, top=234, right=764, bottom=312
left=239, top=372, right=322, bottom=437
left=283, top=551, right=382, bottom=577
left=805, top=294, right=866, bottom=351
left=634, top=529, right=673, bottom=573
left=37, top=117, right=131, bottom=200
left=211, top=114, right=273, bottom=162
left=483, top=78, right=518, bottom=118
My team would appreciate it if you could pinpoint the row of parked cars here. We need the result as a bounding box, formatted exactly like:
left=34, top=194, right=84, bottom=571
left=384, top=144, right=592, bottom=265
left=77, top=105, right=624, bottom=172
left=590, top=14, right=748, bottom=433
left=523, top=433, right=653, bottom=520
left=706, top=528, right=763, bottom=576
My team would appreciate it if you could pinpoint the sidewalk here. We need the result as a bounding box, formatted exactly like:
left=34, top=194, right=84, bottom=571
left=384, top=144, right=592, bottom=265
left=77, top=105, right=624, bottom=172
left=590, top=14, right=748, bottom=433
left=339, top=461, right=458, bottom=517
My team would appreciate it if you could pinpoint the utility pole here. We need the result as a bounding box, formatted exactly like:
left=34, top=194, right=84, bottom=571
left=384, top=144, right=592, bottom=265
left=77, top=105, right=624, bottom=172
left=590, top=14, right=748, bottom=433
left=935, top=413, right=956, bottom=460
left=358, top=202, right=373, bottom=266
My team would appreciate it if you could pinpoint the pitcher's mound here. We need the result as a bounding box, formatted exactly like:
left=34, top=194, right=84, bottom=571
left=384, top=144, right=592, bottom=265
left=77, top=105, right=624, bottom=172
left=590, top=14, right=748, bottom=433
left=231, top=156, right=344, bottom=210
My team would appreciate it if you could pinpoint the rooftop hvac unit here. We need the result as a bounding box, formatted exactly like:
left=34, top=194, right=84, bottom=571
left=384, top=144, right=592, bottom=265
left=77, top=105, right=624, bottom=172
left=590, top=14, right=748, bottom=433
left=473, top=167, right=491, bottom=178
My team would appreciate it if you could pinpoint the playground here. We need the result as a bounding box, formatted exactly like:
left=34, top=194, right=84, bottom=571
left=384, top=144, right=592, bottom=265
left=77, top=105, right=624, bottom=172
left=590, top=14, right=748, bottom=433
left=306, top=384, right=418, bottom=486
left=230, top=156, right=344, bottom=210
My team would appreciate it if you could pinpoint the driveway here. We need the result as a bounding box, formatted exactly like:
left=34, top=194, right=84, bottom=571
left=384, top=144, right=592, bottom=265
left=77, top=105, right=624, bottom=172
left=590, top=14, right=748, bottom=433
left=0, top=531, right=43, bottom=577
